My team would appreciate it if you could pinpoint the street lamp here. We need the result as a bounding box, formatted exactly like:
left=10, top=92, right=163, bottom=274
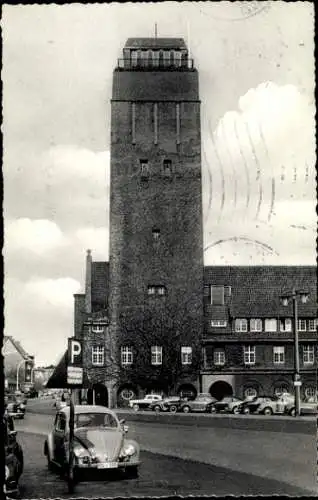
left=280, top=288, right=309, bottom=417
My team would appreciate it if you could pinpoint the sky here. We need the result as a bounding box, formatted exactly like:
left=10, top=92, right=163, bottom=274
left=2, top=2, right=316, bottom=366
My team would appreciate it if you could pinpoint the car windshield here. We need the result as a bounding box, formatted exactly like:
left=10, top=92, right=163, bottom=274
left=75, top=412, right=118, bottom=429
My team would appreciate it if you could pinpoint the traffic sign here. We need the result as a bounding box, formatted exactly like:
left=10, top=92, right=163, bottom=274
left=67, top=366, right=83, bottom=385
left=68, top=339, right=83, bottom=366
left=293, top=381, right=302, bottom=387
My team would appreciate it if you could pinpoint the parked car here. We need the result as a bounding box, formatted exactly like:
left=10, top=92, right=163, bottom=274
left=179, top=393, right=216, bottom=413
left=238, top=396, right=277, bottom=415
left=4, top=413, right=24, bottom=497
left=128, top=394, right=163, bottom=411
left=150, top=396, right=185, bottom=413
left=6, top=401, right=26, bottom=420
left=210, top=396, right=244, bottom=414
left=44, top=405, right=140, bottom=482
left=285, top=397, right=318, bottom=416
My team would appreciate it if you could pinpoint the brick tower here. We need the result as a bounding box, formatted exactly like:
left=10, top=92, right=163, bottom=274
left=109, top=38, right=204, bottom=404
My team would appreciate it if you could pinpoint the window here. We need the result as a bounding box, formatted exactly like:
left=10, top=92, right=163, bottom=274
left=55, top=414, right=66, bottom=432
left=151, top=346, right=162, bottom=365
left=211, top=320, right=227, bottom=327
left=250, top=319, right=262, bottom=332
left=148, top=285, right=166, bottom=296
left=274, top=384, right=289, bottom=396
left=213, top=349, right=225, bottom=366
left=121, top=346, right=133, bottom=366
left=273, top=346, right=285, bottom=364
left=308, top=319, right=317, bottom=332
left=303, top=345, right=314, bottom=364
left=131, top=50, right=138, bottom=67
left=173, top=50, right=182, bottom=67
left=244, top=387, right=258, bottom=399
left=181, top=346, right=192, bottom=365
left=305, top=386, right=316, bottom=399
left=211, top=286, right=224, bottom=305
left=265, top=319, right=277, bottom=332
left=298, top=319, right=307, bottom=332
left=152, top=228, right=160, bottom=241
left=243, top=346, right=256, bottom=365
left=140, top=159, right=149, bottom=178
left=91, top=325, right=104, bottom=334
left=163, top=50, right=171, bottom=67
left=92, top=346, right=104, bottom=366
left=235, top=319, right=248, bottom=332
left=280, top=318, right=292, bottom=332
left=153, top=50, right=159, bottom=67
left=163, top=159, right=172, bottom=177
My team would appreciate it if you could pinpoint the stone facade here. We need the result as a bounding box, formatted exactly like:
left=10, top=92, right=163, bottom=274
left=72, top=38, right=317, bottom=407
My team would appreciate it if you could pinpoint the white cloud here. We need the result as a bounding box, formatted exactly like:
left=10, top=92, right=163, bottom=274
left=5, top=218, right=68, bottom=255
left=24, top=277, right=81, bottom=309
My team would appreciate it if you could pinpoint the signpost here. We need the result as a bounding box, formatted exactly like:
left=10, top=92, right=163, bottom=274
left=66, top=338, right=83, bottom=493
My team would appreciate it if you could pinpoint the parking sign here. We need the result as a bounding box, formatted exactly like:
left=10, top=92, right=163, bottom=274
left=67, top=338, right=83, bottom=385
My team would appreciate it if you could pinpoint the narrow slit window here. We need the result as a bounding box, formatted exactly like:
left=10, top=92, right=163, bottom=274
left=140, top=159, right=149, bottom=179
left=152, top=228, right=160, bottom=241
left=163, top=159, right=172, bottom=177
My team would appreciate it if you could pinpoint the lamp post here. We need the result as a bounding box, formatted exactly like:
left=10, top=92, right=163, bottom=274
left=280, top=288, right=309, bottom=417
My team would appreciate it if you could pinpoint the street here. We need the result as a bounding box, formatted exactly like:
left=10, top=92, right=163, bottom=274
left=10, top=398, right=318, bottom=497
left=17, top=431, right=314, bottom=498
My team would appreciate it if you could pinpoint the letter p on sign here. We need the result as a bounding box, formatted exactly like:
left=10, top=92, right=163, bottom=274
left=68, top=338, right=83, bottom=366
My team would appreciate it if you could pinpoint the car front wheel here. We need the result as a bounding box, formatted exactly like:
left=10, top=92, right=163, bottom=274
left=182, top=405, right=191, bottom=413
left=289, top=408, right=296, bottom=417
left=169, top=405, right=178, bottom=413
left=232, top=406, right=240, bottom=414
left=133, top=404, right=139, bottom=412
left=263, top=407, right=273, bottom=415
left=243, top=407, right=250, bottom=414
left=153, top=405, right=161, bottom=413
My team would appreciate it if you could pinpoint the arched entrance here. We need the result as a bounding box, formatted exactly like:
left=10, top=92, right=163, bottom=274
left=117, top=384, right=138, bottom=408
left=87, top=383, right=108, bottom=407
left=177, top=384, right=197, bottom=401
left=210, top=380, right=233, bottom=401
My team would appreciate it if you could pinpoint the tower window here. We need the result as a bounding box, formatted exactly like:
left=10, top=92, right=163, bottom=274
left=152, top=228, right=160, bottom=241
left=140, top=159, right=149, bottom=179
left=148, top=285, right=166, bottom=296
left=163, top=159, right=172, bottom=177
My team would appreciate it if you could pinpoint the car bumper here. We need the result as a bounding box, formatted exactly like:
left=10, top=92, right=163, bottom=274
left=75, top=460, right=141, bottom=470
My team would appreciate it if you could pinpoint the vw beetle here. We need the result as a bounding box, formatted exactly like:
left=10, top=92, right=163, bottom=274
left=44, top=405, right=140, bottom=482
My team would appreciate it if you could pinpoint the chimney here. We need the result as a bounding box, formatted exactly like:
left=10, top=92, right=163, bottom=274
left=85, top=249, right=92, bottom=314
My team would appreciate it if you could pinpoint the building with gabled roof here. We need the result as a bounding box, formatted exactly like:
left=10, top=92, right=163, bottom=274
left=3, top=336, right=34, bottom=392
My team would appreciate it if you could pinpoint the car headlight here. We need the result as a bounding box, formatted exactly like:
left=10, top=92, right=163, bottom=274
left=120, top=443, right=136, bottom=457
left=5, top=465, right=10, bottom=479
